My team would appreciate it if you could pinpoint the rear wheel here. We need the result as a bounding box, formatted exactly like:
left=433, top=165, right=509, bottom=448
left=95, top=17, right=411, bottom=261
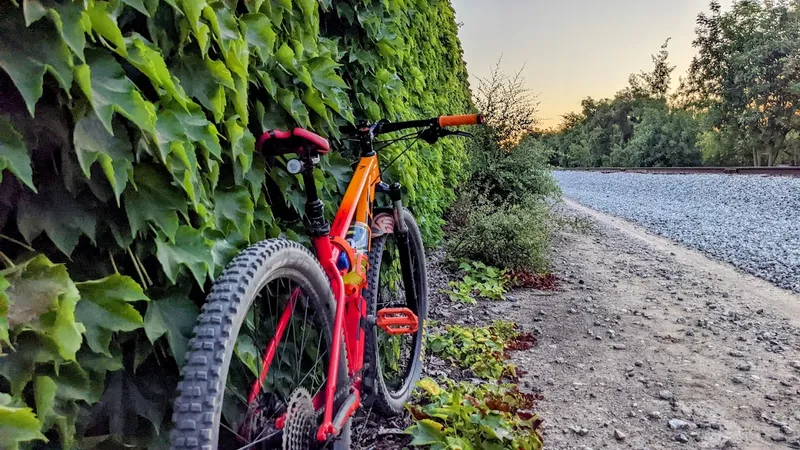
left=170, top=239, right=350, bottom=450
left=363, top=209, right=428, bottom=415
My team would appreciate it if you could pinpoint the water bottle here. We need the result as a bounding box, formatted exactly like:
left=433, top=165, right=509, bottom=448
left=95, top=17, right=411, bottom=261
left=347, top=222, right=370, bottom=254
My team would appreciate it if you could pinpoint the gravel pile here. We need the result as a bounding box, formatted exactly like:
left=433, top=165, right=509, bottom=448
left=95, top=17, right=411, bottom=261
left=554, top=171, right=800, bottom=292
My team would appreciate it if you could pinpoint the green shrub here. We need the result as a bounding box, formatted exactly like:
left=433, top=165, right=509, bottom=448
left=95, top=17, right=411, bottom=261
left=447, top=62, right=559, bottom=274
left=0, top=0, right=472, bottom=447
left=448, top=197, right=552, bottom=273
left=468, top=135, right=560, bottom=206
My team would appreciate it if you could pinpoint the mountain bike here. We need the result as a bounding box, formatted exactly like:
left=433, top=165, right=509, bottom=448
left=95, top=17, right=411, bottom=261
left=169, top=114, right=485, bottom=449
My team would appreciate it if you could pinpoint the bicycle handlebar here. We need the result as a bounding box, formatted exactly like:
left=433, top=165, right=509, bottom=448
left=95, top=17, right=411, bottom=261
left=374, top=113, right=485, bottom=135
left=438, top=114, right=485, bottom=127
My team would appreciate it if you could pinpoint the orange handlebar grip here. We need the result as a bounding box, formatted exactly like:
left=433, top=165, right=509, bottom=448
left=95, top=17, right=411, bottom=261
left=438, top=114, right=485, bottom=127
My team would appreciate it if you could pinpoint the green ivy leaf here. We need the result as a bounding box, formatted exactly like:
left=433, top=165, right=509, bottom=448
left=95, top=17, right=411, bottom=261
left=231, top=74, right=249, bottom=126
left=49, top=361, right=94, bottom=403
left=33, top=375, right=58, bottom=425
left=0, top=5, right=73, bottom=116
left=76, top=49, right=157, bottom=135
left=155, top=226, right=214, bottom=286
left=240, top=13, right=277, bottom=62
left=22, top=0, right=48, bottom=24
left=171, top=55, right=233, bottom=122
left=302, top=87, right=328, bottom=119
left=0, top=333, right=61, bottom=396
left=320, top=151, right=353, bottom=193
left=274, top=42, right=313, bottom=88
left=77, top=348, right=123, bottom=401
left=121, top=0, right=150, bottom=16
left=163, top=103, right=223, bottom=160
left=143, top=294, right=199, bottom=365
left=225, top=118, right=255, bottom=174
left=2, top=255, right=85, bottom=361
left=23, top=0, right=90, bottom=61
left=73, top=115, right=134, bottom=205
left=204, top=4, right=240, bottom=53
left=177, top=0, right=211, bottom=54
left=0, top=404, right=46, bottom=450
left=213, top=186, right=254, bottom=241
left=237, top=152, right=267, bottom=202
left=124, top=34, right=189, bottom=106
left=123, top=164, right=188, bottom=241
left=295, top=0, right=316, bottom=27
left=32, top=371, right=79, bottom=446
left=0, top=116, right=35, bottom=192
left=277, top=88, right=311, bottom=127
left=16, top=182, right=97, bottom=256
left=255, top=69, right=278, bottom=98
left=308, top=55, right=347, bottom=90
left=336, top=3, right=354, bottom=25
left=86, top=369, right=164, bottom=437
left=85, top=1, right=127, bottom=56
left=74, top=275, right=149, bottom=357
left=205, top=229, right=247, bottom=276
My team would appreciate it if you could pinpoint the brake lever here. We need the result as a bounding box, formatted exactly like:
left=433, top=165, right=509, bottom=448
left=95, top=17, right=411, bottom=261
left=420, top=128, right=474, bottom=144
left=449, top=130, right=474, bottom=139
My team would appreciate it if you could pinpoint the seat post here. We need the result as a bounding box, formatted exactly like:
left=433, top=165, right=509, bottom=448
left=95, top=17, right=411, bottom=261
left=301, top=150, right=329, bottom=237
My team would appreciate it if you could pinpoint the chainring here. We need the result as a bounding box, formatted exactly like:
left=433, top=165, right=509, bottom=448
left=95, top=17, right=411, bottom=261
left=282, top=387, right=316, bottom=450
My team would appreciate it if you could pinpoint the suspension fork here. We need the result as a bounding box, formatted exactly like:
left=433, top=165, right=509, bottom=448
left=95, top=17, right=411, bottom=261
left=388, top=182, right=419, bottom=314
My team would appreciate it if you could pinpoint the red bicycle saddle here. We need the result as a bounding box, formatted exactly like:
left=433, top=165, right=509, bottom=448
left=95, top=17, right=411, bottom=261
left=257, top=128, right=330, bottom=155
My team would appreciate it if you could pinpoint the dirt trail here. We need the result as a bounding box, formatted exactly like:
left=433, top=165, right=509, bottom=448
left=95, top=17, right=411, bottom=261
left=496, top=199, right=800, bottom=450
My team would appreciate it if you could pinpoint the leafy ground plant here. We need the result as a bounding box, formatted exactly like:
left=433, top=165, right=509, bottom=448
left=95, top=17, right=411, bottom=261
left=407, top=378, right=544, bottom=450
left=445, top=261, right=508, bottom=304
left=428, top=320, right=536, bottom=380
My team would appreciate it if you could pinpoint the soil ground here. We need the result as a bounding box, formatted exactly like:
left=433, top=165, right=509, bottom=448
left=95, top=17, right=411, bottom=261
left=497, top=199, right=800, bottom=450
left=359, top=198, right=800, bottom=450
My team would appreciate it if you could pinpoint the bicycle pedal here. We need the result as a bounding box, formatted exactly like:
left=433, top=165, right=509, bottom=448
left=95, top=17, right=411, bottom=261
left=376, top=307, right=418, bottom=335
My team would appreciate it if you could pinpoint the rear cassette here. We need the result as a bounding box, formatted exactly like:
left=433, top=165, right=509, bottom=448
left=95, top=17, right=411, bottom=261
left=283, top=388, right=316, bottom=450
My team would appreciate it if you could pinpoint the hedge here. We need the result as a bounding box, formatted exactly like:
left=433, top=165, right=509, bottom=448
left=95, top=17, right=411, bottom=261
left=0, top=0, right=472, bottom=447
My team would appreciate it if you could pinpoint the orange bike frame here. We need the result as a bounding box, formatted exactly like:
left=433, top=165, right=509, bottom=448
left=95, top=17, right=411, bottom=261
left=312, top=154, right=382, bottom=441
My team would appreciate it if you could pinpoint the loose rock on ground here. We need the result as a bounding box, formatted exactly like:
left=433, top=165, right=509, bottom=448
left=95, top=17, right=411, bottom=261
left=489, top=200, right=800, bottom=449
left=554, top=171, right=800, bottom=292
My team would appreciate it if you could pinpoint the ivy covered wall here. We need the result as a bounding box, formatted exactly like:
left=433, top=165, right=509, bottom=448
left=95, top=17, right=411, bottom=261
left=0, top=0, right=472, bottom=447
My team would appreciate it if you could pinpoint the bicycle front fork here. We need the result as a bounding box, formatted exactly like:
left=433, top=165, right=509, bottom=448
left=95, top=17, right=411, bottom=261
left=386, top=183, right=419, bottom=316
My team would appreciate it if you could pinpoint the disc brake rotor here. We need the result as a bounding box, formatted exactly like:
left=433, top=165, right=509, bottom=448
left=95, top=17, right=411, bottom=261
left=282, top=388, right=316, bottom=450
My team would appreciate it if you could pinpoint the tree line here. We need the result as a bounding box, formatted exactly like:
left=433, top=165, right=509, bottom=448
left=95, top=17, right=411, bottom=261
left=540, top=0, right=800, bottom=168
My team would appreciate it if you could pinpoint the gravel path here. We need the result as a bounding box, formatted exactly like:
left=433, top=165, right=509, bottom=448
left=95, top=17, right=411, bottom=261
left=554, top=171, right=800, bottom=292
left=499, top=201, right=800, bottom=449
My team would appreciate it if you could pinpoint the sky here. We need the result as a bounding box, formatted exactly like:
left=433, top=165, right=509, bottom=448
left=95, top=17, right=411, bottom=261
left=450, top=0, right=734, bottom=128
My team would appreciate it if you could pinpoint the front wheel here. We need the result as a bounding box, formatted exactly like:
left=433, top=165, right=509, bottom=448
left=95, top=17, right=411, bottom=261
left=363, top=209, right=428, bottom=415
left=170, top=239, right=350, bottom=450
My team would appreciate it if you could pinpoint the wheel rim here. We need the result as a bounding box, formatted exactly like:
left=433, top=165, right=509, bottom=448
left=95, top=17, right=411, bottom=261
left=376, top=236, right=423, bottom=399
left=217, top=276, right=332, bottom=450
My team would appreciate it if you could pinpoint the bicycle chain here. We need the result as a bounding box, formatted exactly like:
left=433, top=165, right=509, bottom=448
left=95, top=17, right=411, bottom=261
left=309, top=369, right=362, bottom=421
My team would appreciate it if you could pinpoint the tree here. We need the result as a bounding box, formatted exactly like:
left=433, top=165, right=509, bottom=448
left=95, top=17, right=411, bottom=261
left=628, top=38, right=675, bottom=99
left=622, top=103, right=703, bottom=167
left=686, top=0, right=800, bottom=165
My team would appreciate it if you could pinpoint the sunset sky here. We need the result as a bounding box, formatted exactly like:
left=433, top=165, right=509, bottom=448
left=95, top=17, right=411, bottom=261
left=450, top=0, right=734, bottom=128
